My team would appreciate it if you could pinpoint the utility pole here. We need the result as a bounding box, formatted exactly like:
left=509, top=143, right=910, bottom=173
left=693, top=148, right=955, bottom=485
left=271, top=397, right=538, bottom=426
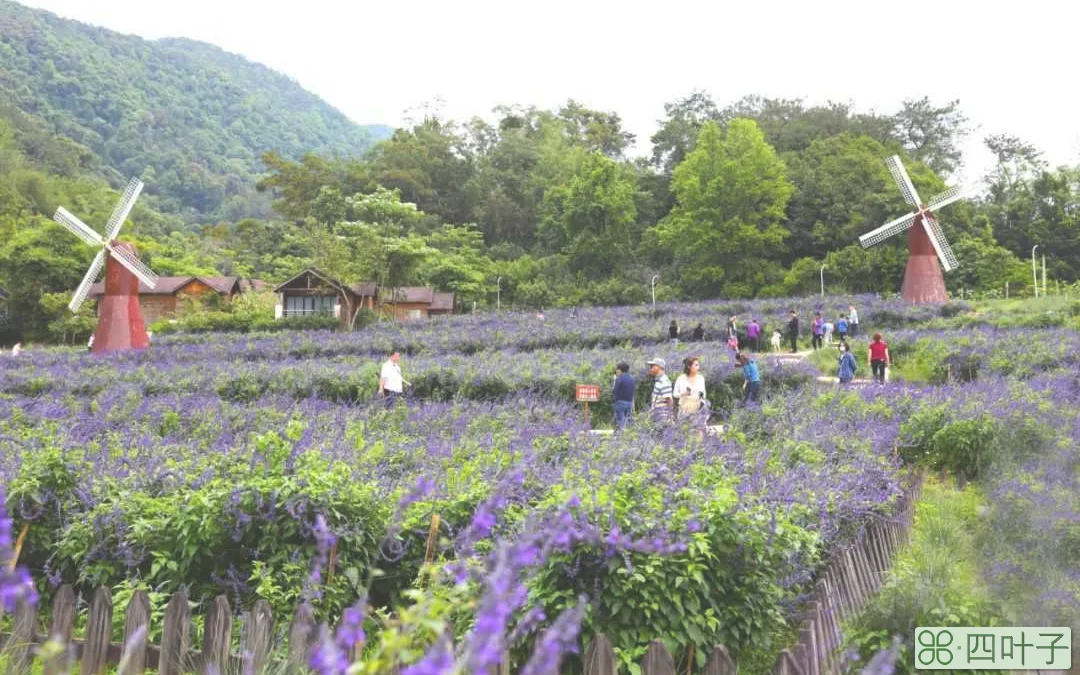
left=819, top=264, right=826, bottom=297
left=1042, top=255, right=1047, bottom=296
left=651, top=275, right=659, bottom=314
left=1031, top=245, right=1039, bottom=298
left=496, top=276, right=501, bottom=311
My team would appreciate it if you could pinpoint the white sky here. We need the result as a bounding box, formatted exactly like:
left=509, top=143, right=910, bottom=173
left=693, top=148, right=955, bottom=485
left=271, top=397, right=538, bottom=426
left=18, top=0, right=1080, bottom=194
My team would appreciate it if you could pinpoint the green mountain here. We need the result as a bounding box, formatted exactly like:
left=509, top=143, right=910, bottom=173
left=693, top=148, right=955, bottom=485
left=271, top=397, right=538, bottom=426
left=0, top=0, right=392, bottom=222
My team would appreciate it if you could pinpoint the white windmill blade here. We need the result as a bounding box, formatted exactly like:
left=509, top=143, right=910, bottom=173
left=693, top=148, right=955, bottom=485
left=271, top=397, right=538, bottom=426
left=926, top=184, right=968, bottom=212
left=108, top=245, right=159, bottom=289
left=54, top=207, right=104, bottom=248
left=105, top=178, right=144, bottom=242
left=70, top=249, right=106, bottom=313
left=859, top=211, right=917, bottom=248
left=885, top=155, right=922, bottom=207
left=921, top=213, right=959, bottom=271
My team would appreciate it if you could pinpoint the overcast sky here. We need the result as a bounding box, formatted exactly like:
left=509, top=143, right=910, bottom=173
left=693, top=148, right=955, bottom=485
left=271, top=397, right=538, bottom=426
left=19, top=0, right=1080, bottom=193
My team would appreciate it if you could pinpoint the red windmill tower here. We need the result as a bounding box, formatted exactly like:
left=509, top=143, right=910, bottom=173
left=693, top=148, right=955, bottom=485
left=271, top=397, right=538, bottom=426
left=54, top=178, right=160, bottom=353
left=859, top=156, right=970, bottom=303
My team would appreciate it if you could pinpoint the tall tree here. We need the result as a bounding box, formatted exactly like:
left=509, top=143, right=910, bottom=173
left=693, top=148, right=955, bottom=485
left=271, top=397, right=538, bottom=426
left=557, top=100, right=635, bottom=158
left=891, top=97, right=970, bottom=176
left=539, top=152, right=638, bottom=279
left=368, top=116, right=477, bottom=225
left=647, top=119, right=794, bottom=298
left=650, top=91, right=720, bottom=175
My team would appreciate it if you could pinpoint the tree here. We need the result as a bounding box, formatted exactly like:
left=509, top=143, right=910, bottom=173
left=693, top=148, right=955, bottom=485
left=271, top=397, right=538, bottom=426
left=647, top=119, right=794, bottom=298
left=891, top=97, right=970, bottom=176
left=782, top=134, right=944, bottom=263
left=539, top=153, right=638, bottom=279
left=650, top=91, right=720, bottom=175
left=556, top=100, right=635, bottom=158
left=368, top=116, right=477, bottom=225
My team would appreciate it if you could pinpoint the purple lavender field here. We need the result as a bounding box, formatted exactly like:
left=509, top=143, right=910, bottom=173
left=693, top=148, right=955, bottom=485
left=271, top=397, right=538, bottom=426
left=2, top=294, right=1077, bottom=674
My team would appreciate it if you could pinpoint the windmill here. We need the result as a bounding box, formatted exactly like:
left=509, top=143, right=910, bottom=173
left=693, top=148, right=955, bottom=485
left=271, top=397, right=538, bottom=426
left=54, top=177, right=159, bottom=353
left=858, top=155, right=969, bottom=303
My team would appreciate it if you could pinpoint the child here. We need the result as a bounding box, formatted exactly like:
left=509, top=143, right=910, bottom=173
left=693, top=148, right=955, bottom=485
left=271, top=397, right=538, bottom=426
left=727, top=334, right=739, bottom=352
left=770, top=330, right=782, bottom=352
left=837, top=342, right=856, bottom=384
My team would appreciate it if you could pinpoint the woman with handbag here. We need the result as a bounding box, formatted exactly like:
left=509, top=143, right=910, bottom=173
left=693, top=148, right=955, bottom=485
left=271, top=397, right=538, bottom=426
left=674, top=356, right=707, bottom=419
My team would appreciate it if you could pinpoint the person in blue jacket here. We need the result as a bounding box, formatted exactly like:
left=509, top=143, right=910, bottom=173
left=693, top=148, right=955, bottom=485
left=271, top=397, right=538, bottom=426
left=837, top=342, right=857, bottom=384
left=611, top=361, right=636, bottom=430
left=836, top=315, right=849, bottom=341
left=735, top=352, right=761, bottom=405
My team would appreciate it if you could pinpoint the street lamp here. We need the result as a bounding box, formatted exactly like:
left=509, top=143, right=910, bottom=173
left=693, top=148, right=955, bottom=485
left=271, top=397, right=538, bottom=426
left=650, top=275, right=659, bottom=314
left=1042, top=254, right=1047, bottom=296
left=496, top=276, right=501, bottom=311
left=819, top=264, right=826, bottom=297
left=1031, top=245, right=1039, bottom=298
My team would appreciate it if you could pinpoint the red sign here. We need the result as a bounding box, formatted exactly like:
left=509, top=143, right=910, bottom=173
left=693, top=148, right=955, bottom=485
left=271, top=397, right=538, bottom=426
left=575, top=384, right=600, bottom=402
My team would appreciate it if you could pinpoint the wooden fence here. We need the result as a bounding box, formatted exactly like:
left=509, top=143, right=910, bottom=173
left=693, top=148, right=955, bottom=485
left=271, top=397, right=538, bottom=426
left=1, top=478, right=924, bottom=675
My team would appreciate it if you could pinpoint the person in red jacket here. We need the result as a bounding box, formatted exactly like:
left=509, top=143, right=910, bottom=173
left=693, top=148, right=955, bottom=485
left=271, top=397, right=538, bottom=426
left=868, top=333, right=891, bottom=384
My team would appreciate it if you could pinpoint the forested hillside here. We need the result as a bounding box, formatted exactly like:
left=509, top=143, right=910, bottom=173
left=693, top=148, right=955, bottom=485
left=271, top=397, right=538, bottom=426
left=0, top=0, right=391, bottom=221
left=1, top=0, right=1077, bottom=345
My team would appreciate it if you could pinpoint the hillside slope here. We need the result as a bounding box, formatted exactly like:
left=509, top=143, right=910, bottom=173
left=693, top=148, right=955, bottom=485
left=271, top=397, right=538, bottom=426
left=0, top=0, right=392, bottom=221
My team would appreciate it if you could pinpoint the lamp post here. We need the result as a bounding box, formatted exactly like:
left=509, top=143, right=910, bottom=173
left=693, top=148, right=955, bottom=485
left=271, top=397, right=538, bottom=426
left=496, top=276, right=501, bottom=311
left=819, top=264, right=826, bottom=297
left=1042, top=254, right=1047, bottom=296
left=650, top=275, right=659, bottom=314
left=1031, top=245, right=1039, bottom=298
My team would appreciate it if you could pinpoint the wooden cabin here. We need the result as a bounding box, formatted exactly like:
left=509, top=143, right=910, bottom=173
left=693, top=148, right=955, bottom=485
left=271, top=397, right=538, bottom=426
left=88, top=276, right=257, bottom=325
left=274, top=268, right=454, bottom=328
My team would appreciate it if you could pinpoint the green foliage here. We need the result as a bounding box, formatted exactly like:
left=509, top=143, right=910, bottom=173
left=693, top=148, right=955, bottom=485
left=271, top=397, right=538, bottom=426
left=0, top=2, right=390, bottom=222
left=649, top=119, right=794, bottom=298
left=842, top=480, right=1002, bottom=675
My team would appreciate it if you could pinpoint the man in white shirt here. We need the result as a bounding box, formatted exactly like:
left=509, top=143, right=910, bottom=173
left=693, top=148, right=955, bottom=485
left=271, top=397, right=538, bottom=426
left=378, top=351, right=409, bottom=408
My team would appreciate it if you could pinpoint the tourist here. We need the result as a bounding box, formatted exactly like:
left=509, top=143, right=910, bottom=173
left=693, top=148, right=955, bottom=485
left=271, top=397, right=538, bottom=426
left=726, top=316, right=738, bottom=342
left=848, top=305, right=859, bottom=337
left=837, top=342, right=857, bottom=385
left=646, top=357, right=674, bottom=423
left=747, top=319, right=761, bottom=352
left=668, top=320, right=679, bottom=346
left=378, top=350, right=409, bottom=408
left=837, top=315, right=849, bottom=342
left=868, top=333, right=891, bottom=384
left=691, top=323, right=704, bottom=341
left=736, top=352, right=761, bottom=404
left=786, top=311, right=799, bottom=353
left=612, top=362, right=636, bottom=430
left=674, top=356, right=707, bottom=419
left=811, top=312, right=824, bottom=351
left=10, top=343, right=21, bottom=357
left=823, top=317, right=834, bottom=345
left=87, top=334, right=94, bottom=352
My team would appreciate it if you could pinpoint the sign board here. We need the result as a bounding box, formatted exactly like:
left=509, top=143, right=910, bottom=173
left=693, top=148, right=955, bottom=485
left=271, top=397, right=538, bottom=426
left=575, top=384, right=600, bottom=402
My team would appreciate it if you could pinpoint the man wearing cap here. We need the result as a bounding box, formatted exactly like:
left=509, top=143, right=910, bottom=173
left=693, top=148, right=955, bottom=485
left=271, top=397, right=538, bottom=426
left=646, top=357, right=674, bottom=423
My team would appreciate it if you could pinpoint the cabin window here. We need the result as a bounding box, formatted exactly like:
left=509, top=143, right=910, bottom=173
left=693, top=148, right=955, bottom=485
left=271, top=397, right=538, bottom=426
left=284, top=295, right=336, bottom=316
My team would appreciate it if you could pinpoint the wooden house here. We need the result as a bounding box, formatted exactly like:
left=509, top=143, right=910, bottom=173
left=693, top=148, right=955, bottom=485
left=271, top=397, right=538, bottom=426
left=274, top=268, right=454, bottom=328
left=88, top=276, right=256, bottom=325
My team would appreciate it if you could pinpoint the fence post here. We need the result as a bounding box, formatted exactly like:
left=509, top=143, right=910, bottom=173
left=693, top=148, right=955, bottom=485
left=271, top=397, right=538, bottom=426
left=702, top=645, right=737, bottom=675
left=642, top=640, right=676, bottom=675
left=120, top=590, right=151, bottom=675
left=583, top=635, right=616, bottom=675
left=202, top=595, right=232, bottom=675
left=159, top=590, right=192, bottom=675
left=287, top=604, right=316, bottom=675
left=6, top=598, right=36, bottom=675
left=44, top=584, right=77, bottom=675
left=81, top=586, right=113, bottom=675
left=245, top=599, right=275, bottom=675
